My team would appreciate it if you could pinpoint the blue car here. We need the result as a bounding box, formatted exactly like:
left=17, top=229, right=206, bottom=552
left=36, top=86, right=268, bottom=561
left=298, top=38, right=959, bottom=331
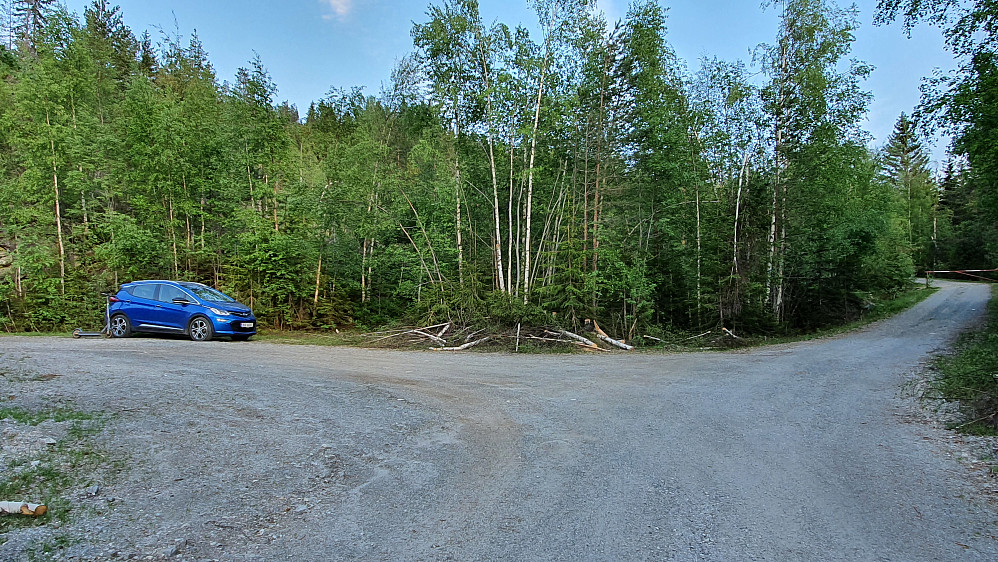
left=108, top=280, right=256, bottom=341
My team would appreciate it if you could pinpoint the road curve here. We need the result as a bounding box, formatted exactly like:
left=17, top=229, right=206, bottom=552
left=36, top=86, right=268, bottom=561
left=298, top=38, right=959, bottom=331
left=1, top=280, right=996, bottom=560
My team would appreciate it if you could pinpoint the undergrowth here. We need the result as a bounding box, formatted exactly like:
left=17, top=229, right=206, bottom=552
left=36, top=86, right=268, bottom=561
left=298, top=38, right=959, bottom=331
left=258, top=283, right=940, bottom=352
left=932, top=284, right=998, bottom=434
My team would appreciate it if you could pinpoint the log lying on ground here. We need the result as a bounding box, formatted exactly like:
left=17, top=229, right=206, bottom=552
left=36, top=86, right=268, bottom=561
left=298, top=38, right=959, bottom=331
left=432, top=336, right=490, bottom=351
left=550, top=329, right=600, bottom=350
left=412, top=330, right=447, bottom=345
left=0, top=501, right=47, bottom=516
left=589, top=320, right=634, bottom=350
left=722, top=327, right=743, bottom=340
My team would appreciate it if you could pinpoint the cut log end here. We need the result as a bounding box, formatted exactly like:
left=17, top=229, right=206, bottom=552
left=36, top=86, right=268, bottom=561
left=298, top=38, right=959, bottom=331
left=0, top=501, right=47, bottom=517
left=589, top=320, right=634, bottom=350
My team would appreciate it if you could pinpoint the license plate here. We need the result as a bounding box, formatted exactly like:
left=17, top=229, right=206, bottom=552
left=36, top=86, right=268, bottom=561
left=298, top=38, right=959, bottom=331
left=240, top=322, right=254, bottom=328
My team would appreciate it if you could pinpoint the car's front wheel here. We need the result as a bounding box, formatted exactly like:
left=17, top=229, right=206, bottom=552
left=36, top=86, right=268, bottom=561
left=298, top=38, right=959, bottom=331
left=109, top=314, right=131, bottom=338
left=188, top=316, right=214, bottom=342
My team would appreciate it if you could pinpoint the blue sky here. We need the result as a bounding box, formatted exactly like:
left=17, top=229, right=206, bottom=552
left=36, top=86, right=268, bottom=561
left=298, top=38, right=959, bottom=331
left=61, top=0, right=955, bottom=165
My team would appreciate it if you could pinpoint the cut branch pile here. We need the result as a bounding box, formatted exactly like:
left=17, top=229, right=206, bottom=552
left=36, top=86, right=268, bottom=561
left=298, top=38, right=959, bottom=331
left=366, top=322, right=491, bottom=350
left=364, top=319, right=636, bottom=352
left=366, top=323, right=453, bottom=346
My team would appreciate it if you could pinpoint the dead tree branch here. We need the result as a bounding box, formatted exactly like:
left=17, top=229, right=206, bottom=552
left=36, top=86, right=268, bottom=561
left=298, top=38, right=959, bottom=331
left=432, top=337, right=491, bottom=351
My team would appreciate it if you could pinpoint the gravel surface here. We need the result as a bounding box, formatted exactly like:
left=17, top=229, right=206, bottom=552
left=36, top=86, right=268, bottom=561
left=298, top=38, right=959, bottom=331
left=1, top=280, right=998, bottom=560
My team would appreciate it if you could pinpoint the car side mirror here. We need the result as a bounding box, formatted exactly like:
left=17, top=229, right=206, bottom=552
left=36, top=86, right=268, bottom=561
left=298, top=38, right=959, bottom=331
left=172, top=298, right=191, bottom=305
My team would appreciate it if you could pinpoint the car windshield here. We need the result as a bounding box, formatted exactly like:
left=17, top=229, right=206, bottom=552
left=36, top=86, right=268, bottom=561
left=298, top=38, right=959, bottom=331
left=182, top=284, right=236, bottom=303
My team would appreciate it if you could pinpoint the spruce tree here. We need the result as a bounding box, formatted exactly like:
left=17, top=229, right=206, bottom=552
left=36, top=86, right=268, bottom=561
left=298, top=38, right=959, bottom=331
left=882, top=113, right=937, bottom=271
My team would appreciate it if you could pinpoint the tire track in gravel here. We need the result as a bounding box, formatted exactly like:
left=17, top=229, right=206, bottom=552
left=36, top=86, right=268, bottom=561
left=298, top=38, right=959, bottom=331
left=327, top=364, right=530, bottom=559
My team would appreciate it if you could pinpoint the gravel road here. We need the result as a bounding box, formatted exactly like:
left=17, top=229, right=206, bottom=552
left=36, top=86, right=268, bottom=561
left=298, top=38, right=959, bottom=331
left=2, top=280, right=997, bottom=560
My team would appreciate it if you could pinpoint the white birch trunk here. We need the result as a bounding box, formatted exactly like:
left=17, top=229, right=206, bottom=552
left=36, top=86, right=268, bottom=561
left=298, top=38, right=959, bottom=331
left=168, top=197, right=178, bottom=276
left=732, top=150, right=749, bottom=277
left=313, top=253, right=322, bottom=306
left=46, top=109, right=65, bottom=294
left=523, top=8, right=556, bottom=303
left=696, top=184, right=702, bottom=317
left=507, top=127, right=515, bottom=295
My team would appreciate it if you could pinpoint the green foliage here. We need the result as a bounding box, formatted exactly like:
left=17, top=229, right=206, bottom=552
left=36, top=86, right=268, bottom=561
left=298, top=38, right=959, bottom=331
left=243, top=232, right=318, bottom=328
left=0, top=0, right=966, bottom=340
left=410, top=284, right=551, bottom=330
left=881, top=113, right=939, bottom=273
left=93, top=213, right=167, bottom=279
left=878, top=0, right=998, bottom=269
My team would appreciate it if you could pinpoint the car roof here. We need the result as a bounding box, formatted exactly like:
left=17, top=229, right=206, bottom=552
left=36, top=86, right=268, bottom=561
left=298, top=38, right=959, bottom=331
left=124, top=280, right=205, bottom=287
left=122, top=280, right=211, bottom=292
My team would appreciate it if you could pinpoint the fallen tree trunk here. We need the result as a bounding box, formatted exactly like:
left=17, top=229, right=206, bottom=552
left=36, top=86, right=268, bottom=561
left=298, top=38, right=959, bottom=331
left=432, top=336, right=490, bottom=351
left=412, top=330, right=447, bottom=345
left=551, top=329, right=599, bottom=349
left=589, top=320, right=634, bottom=350
left=0, top=501, right=47, bottom=516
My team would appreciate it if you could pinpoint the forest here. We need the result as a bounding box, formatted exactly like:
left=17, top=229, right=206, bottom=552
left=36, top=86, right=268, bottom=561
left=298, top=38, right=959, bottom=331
left=0, top=0, right=994, bottom=340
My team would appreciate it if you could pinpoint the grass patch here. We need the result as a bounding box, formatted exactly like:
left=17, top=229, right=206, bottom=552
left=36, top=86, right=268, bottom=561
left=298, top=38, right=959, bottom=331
left=0, top=406, right=115, bottom=537
left=253, top=328, right=365, bottom=346
left=0, top=407, right=101, bottom=427
left=931, top=284, right=998, bottom=434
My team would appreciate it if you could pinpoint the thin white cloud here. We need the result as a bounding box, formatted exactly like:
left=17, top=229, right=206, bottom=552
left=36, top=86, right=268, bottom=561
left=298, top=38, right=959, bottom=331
left=321, top=0, right=352, bottom=20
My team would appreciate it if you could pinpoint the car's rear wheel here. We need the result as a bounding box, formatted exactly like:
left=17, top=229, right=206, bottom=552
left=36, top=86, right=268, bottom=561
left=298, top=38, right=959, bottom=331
left=109, top=314, right=131, bottom=338
left=188, top=316, right=213, bottom=342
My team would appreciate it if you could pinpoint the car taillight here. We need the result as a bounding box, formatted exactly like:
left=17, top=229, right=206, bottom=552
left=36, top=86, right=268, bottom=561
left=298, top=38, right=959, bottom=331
left=108, top=296, right=120, bottom=303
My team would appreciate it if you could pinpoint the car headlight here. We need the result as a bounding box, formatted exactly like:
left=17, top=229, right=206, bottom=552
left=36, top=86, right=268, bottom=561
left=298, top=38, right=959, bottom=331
left=208, top=307, right=231, bottom=316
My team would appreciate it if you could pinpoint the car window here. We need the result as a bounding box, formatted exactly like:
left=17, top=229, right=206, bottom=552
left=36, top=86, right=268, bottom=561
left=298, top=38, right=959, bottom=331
left=182, top=284, right=236, bottom=303
left=157, top=284, right=190, bottom=304
left=129, top=284, right=157, bottom=300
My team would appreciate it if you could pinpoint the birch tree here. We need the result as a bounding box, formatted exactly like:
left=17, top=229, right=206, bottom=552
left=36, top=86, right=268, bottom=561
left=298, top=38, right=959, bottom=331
left=761, top=0, right=873, bottom=322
